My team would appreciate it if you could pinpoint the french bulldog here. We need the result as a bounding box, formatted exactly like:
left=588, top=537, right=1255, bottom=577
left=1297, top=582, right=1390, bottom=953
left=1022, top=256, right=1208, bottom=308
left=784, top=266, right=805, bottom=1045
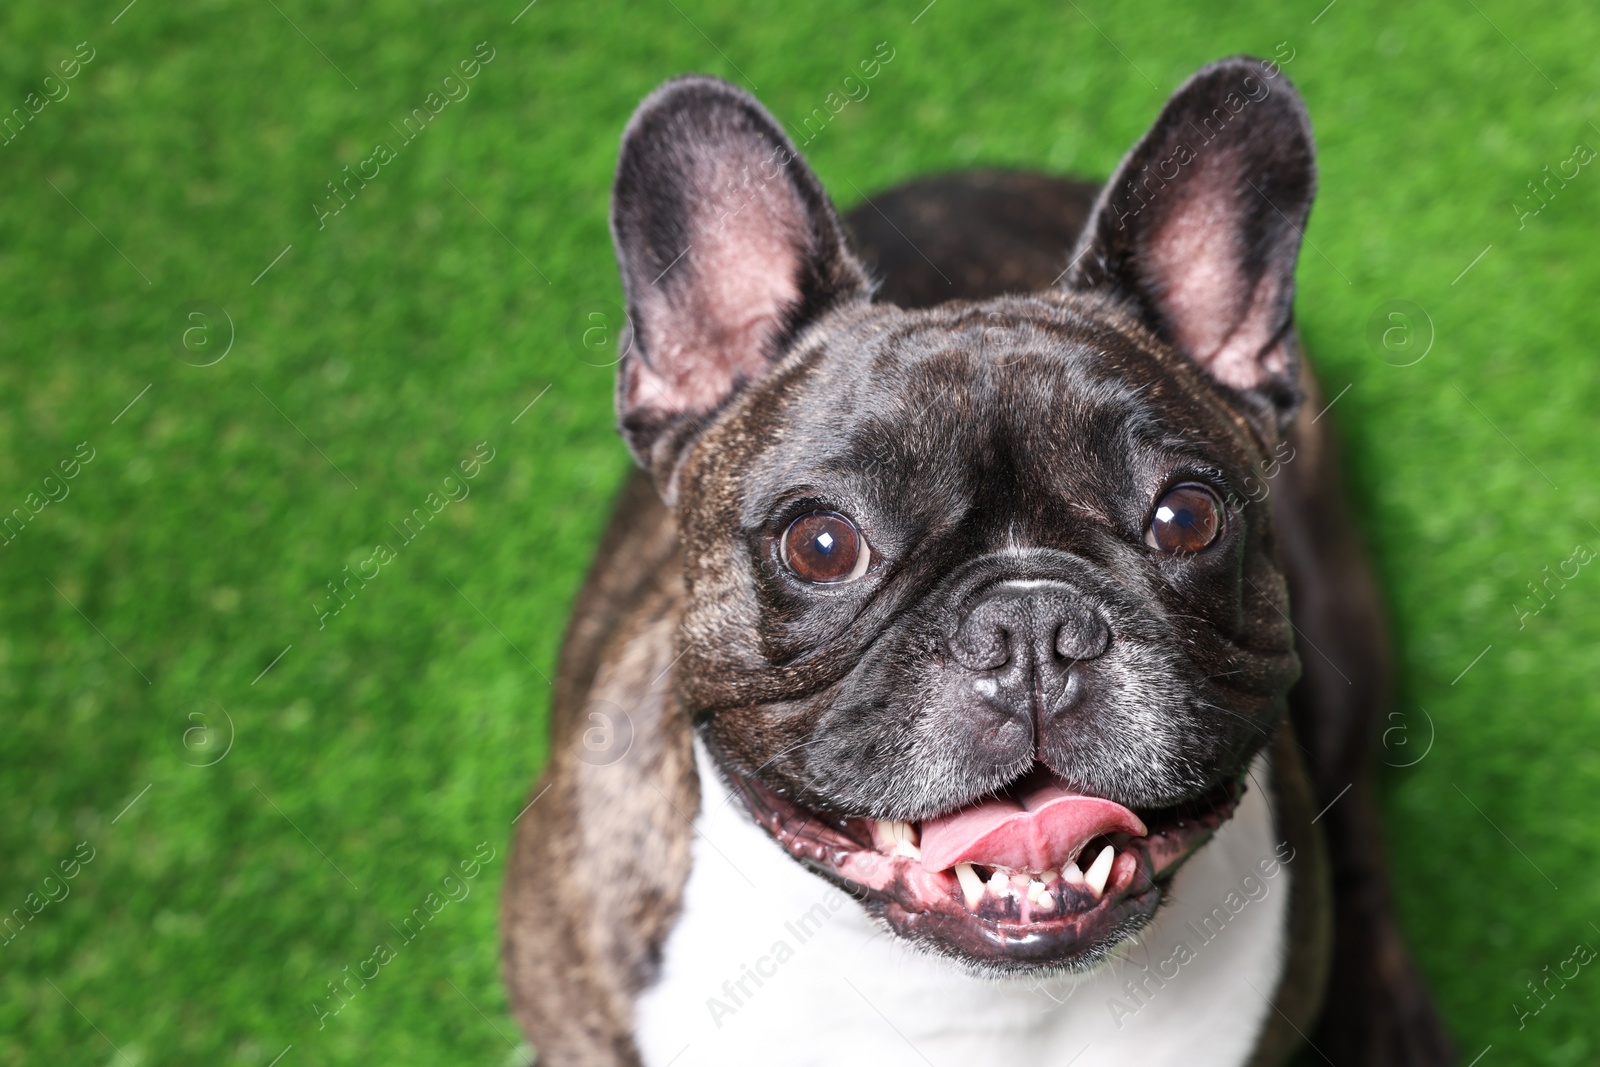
left=503, top=56, right=1453, bottom=1066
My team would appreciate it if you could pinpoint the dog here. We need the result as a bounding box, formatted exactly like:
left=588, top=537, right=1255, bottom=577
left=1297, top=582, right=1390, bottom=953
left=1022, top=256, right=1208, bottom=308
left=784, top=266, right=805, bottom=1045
left=502, top=55, right=1453, bottom=1066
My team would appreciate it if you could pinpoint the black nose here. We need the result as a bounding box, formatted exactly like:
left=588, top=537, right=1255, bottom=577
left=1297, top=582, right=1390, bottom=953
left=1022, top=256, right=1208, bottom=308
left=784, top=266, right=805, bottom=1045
left=949, top=580, right=1110, bottom=694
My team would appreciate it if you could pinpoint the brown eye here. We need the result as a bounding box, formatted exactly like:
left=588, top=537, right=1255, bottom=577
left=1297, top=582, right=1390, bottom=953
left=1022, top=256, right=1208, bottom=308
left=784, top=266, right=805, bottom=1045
left=781, top=511, right=869, bottom=584
left=1145, top=484, right=1223, bottom=554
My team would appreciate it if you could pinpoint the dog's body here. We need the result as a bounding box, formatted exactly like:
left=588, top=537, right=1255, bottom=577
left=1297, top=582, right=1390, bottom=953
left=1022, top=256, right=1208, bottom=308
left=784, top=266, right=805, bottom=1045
left=503, top=61, right=1451, bottom=1066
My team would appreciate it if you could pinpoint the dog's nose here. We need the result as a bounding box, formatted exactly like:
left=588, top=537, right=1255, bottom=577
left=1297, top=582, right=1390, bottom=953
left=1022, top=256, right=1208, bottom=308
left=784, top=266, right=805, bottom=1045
left=949, top=580, right=1110, bottom=682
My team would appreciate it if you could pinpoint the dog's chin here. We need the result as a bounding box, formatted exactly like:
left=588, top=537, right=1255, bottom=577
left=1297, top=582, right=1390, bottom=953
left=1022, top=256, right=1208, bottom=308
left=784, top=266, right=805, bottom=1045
left=726, top=763, right=1247, bottom=975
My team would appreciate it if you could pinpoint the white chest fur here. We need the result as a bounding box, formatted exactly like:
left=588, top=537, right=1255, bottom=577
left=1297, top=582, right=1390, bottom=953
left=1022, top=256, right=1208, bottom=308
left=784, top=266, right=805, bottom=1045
left=635, top=743, right=1290, bottom=1067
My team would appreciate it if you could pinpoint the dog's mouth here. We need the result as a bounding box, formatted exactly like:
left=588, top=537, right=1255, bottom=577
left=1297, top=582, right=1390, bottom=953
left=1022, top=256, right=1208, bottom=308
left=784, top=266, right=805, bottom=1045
left=730, top=763, right=1245, bottom=971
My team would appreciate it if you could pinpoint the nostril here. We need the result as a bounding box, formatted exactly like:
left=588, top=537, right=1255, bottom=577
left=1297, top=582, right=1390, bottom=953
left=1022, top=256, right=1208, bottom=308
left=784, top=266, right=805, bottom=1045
left=950, top=625, right=1010, bottom=672
left=1053, top=612, right=1110, bottom=661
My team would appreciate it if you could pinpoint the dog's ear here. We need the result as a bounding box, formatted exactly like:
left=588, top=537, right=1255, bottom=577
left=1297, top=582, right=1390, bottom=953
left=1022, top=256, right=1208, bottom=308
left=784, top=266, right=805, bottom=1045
left=611, top=75, right=870, bottom=492
left=1066, top=56, right=1316, bottom=428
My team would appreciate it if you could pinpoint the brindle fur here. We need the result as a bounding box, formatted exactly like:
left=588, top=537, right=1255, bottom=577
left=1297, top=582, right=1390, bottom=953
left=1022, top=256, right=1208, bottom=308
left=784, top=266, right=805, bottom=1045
left=850, top=172, right=1450, bottom=1066
left=504, top=76, right=1451, bottom=1067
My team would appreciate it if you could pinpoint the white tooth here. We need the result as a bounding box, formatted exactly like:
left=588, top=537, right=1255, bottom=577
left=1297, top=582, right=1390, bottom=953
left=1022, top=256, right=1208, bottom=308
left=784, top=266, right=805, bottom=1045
left=1085, top=845, right=1115, bottom=898
left=987, top=869, right=1010, bottom=895
left=1027, top=879, right=1046, bottom=903
left=1038, top=890, right=1054, bottom=910
left=890, top=821, right=922, bottom=859
left=1040, top=869, right=1060, bottom=885
left=1061, top=861, right=1085, bottom=886
left=955, top=863, right=984, bottom=908
left=876, top=819, right=897, bottom=847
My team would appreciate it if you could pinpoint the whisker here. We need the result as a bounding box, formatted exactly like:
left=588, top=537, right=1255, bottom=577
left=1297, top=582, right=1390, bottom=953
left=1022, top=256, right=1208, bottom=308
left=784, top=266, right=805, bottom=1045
left=714, top=734, right=834, bottom=811
left=1192, top=698, right=1271, bottom=739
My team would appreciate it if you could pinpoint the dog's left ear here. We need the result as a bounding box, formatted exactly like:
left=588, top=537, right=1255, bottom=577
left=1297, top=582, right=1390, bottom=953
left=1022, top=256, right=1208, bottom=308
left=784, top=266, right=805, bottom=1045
left=1066, top=56, right=1315, bottom=428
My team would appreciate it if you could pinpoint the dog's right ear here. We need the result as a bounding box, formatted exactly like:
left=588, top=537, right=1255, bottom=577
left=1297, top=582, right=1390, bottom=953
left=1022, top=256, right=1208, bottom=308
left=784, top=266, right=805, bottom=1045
left=610, top=75, right=870, bottom=496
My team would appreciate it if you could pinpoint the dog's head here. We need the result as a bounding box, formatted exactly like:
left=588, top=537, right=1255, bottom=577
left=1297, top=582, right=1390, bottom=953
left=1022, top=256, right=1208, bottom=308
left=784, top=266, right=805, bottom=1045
left=610, top=57, right=1311, bottom=972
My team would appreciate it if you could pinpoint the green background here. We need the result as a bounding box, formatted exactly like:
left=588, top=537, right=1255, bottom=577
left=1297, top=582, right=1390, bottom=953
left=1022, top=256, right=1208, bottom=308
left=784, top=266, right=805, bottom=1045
left=2, top=0, right=1596, bottom=1063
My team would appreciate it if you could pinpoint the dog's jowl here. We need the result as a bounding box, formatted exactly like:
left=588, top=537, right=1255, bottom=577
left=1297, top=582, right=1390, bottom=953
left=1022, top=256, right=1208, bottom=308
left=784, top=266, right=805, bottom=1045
left=503, top=57, right=1453, bottom=1067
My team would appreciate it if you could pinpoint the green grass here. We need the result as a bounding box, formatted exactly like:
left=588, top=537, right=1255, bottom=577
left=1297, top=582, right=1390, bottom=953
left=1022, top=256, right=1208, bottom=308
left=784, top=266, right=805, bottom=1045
left=1, top=0, right=1597, bottom=1063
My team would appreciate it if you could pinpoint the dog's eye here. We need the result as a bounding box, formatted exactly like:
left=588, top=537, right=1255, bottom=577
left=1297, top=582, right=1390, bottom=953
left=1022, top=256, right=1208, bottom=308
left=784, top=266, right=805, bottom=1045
left=1145, top=484, right=1223, bottom=554
left=781, top=511, right=870, bottom=584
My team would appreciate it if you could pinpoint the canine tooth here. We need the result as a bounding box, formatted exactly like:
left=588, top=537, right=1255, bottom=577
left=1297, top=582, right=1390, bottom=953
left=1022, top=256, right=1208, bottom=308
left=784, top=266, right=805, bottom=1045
left=1085, top=845, right=1115, bottom=898
left=1027, top=879, right=1046, bottom=904
left=1038, top=890, right=1054, bottom=910
left=955, top=863, right=985, bottom=908
left=1061, top=861, right=1085, bottom=886
left=877, top=819, right=919, bottom=858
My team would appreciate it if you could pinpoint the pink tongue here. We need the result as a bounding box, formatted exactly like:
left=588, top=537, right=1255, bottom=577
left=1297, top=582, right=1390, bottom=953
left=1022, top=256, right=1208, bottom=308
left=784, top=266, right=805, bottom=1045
left=919, top=780, right=1147, bottom=873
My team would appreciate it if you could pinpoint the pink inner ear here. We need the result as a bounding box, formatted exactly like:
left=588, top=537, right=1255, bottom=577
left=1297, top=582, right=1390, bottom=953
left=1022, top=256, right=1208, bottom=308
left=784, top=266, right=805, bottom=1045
left=628, top=159, right=804, bottom=419
left=1144, top=161, right=1286, bottom=393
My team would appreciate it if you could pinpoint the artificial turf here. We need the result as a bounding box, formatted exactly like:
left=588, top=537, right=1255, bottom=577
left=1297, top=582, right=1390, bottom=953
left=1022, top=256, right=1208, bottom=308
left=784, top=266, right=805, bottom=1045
left=2, top=0, right=1597, bottom=1063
